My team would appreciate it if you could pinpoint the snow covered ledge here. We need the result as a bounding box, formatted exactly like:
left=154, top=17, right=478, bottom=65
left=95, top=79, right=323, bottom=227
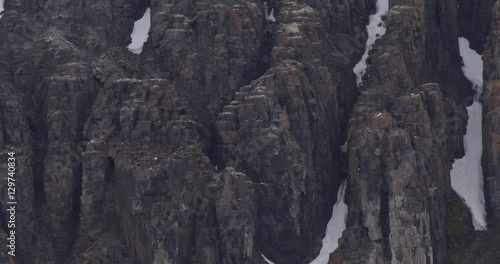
left=450, top=37, right=487, bottom=231
left=127, top=8, right=151, bottom=54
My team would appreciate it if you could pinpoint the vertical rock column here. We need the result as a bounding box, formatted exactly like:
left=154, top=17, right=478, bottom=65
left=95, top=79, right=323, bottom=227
left=482, top=0, right=500, bottom=219
left=38, top=74, right=99, bottom=263
left=341, top=2, right=465, bottom=263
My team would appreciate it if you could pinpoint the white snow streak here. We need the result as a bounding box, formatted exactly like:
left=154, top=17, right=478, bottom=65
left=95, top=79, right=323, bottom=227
left=353, top=0, right=389, bottom=86
left=450, top=37, right=487, bottom=231
left=264, top=2, right=276, bottom=23
left=127, top=8, right=151, bottom=54
left=261, top=253, right=275, bottom=264
left=309, top=180, right=348, bottom=264
left=341, top=140, right=348, bottom=153
left=458, top=38, right=484, bottom=87
left=0, top=0, right=5, bottom=19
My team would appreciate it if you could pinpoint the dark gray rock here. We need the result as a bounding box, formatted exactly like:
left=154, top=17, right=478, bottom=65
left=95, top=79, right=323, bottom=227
left=0, top=0, right=499, bottom=263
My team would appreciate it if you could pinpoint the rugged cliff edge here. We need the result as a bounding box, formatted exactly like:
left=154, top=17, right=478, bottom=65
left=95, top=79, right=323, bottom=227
left=0, top=0, right=499, bottom=263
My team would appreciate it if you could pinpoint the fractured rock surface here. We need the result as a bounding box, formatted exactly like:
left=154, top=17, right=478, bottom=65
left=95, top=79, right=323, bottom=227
left=0, top=0, right=499, bottom=263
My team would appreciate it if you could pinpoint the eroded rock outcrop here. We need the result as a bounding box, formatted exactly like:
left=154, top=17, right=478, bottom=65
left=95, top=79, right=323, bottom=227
left=340, top=1, right=473, bottom=263
left=0, top=0, right=366, bottom=263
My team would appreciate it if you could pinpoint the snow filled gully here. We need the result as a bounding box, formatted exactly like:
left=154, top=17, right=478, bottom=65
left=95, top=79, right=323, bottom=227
left=450, top=37, right=487, bottom=231
left=309, top=181, right=348, bottom=264
left=260, top=181, right=348, bottom=264
left=298, top=0, right=389, bottom=264
left=127, top=8, right=151, bottom=54
left=261, top=0, right=391, bottom=262
left=353, top=0, right=390, bottom=86
left=303, top=1, right=391, bottom=263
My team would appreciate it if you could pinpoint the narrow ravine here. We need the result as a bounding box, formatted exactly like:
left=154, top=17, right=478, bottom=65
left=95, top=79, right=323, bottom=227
left=309, top=180, right=348, bottom=264
left=353, top=0, right=390, bottom=85
left=308, top=1, right=390, bottom=263
left=450, top=37, right=487, bottom=230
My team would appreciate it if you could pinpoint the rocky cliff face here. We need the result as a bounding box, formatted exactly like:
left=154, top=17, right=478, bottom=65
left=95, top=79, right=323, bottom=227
left=483, top=0, right=500, bottom=222
left=0, top=0, right=499, bottom=263
left=340, top=1, right=470, bottom=262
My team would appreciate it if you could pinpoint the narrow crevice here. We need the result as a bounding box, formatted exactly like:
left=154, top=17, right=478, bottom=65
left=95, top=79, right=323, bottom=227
left=213, top=203, right=225, bottom=264
left=65, top=79, right=101, bottom=263
left=105, top=157, right=116, bottom=184
left=202, top=19, right=277, bottom=172
left=104, top=156, right=119, bottom=234
left=65, top=160, right=83, bottom=264
left=483, top=175, right=495, bottom=223
left=380, top=187, right=393, bottom=262
left=206, top=125, right=224, bottom=171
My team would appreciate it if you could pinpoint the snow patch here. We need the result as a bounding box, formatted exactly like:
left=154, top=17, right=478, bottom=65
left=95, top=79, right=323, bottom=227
left=458, top=38, right=483, bottom=87
left=264, top=2, right=276, bottom=23
left=353, top=0, right=390, bottom=86
left=309, top=180, right=348, bottom=264
left=127, top=8, right=151, bottom=54
left=261, top=253, right=275, bottom=264
left=0, top=0, right=5, bottom=19
left=450, top=37, right=487, bottom=231
left=341, top=141, right=348, bottom=153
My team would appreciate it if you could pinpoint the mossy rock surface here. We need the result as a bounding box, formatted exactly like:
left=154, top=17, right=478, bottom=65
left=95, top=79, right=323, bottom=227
left=446, top=191, right=473, bottom=238
left=446, top=191, right=474, bottom=264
